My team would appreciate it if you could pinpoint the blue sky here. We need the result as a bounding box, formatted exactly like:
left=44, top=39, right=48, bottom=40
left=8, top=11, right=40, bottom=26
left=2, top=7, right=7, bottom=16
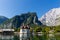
left=0, top=0, right=60, bottom=18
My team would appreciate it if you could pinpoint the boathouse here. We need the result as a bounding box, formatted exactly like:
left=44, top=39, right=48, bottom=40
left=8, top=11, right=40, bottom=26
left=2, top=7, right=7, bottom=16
left=0, top=29, right=14, bottom=35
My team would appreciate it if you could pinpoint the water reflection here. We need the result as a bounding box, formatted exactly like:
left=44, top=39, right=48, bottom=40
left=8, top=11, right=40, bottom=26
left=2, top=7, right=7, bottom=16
left=20, top=37, right=30, bottom=40
left=20, top=33, right=30, bottom=40
left=31, top=34, right=57, bottom=40
left=0, top=35, right=14, bottom=40
left=0, top=34, right=60, bottom=40
left=47, top=34, right=56, bottom=40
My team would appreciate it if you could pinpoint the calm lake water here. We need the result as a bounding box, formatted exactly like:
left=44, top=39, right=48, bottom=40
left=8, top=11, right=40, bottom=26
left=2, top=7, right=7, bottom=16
left=0, top=34, right=60, bottom=40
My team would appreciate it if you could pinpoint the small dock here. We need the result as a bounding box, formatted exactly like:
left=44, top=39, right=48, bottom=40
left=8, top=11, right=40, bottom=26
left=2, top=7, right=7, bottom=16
left=0, top=29, right=14, bottom=35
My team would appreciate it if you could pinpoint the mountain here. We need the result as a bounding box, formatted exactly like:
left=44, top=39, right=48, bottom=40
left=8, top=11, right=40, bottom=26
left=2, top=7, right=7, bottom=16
left=0, top=12, right=42, bottom=29
left=0, top=16, right=8, bottom=24
left=40, top=8, right=60, bottom=26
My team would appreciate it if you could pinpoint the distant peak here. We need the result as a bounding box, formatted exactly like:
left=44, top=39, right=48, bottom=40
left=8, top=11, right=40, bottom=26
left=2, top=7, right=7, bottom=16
left=40, top=7, right=60, bottom=26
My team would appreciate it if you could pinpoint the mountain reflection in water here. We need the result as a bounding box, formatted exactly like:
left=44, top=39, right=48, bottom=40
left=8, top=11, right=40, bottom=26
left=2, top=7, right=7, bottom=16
left=0, top=34, right=60, bottom=40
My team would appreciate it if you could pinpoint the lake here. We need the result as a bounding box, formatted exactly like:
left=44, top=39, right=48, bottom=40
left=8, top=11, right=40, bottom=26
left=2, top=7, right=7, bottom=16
left=0, top=34, right=60, bottom=40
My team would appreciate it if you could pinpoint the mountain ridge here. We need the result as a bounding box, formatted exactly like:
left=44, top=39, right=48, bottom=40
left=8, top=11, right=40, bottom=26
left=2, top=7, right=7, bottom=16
left=0, top=16, right=8, bottom=24
left=40, top=7, right=60, bottom=26
left=0, top=12, right=42, bottom=29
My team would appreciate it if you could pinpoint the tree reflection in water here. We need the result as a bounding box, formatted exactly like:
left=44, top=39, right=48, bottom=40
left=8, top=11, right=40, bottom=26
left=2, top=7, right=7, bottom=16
left=31, top=34, right=57, bottom=40
left=0, top=34, right=60, bottom=40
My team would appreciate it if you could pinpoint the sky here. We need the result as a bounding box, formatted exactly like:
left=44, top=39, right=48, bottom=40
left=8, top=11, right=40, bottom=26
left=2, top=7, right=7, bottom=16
left=0, top=0, right=60, bottom=18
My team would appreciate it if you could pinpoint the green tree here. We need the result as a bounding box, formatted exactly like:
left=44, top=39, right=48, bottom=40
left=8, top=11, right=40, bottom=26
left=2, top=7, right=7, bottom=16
left=45, top=27, right=50, bottom=33
left=34, top=27, right=42, bottom=32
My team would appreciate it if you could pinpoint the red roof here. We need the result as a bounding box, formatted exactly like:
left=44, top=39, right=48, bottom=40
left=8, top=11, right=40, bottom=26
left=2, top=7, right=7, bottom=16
left=21, top=25, right=30, bottom=29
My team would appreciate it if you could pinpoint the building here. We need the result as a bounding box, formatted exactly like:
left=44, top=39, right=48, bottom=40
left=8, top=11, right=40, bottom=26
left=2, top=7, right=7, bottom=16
left=20, top=24, right=30, bottom=38
left=0, top=29, right=14, bottom=35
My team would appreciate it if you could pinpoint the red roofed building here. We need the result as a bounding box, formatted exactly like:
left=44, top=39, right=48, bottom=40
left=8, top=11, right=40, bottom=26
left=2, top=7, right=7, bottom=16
left=20, top=24, right=30, bottom=38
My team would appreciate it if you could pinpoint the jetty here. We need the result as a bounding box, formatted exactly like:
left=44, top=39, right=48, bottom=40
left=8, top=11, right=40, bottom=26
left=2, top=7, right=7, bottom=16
left=0, top=29, right=14, bottom=35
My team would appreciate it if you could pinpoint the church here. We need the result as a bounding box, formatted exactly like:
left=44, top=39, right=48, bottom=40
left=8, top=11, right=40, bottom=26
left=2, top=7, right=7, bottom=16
left=20, top=24, right=30, bottom=38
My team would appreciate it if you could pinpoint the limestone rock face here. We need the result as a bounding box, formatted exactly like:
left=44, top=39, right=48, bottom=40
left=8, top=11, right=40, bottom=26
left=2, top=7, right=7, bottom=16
left=40, top=8, right=60, bottom=26
left=0, top=12, right=42, bottom=28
